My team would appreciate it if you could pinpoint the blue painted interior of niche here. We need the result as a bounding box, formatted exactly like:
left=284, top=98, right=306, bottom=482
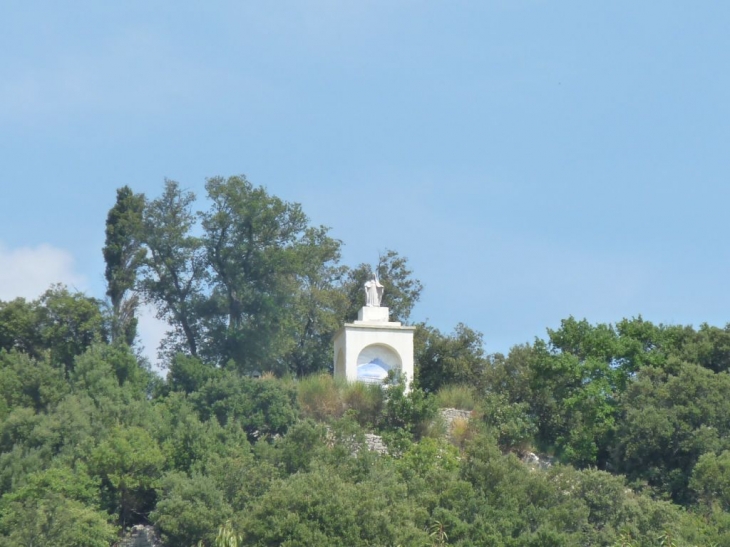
left=357, top=358, right=391, bottom=383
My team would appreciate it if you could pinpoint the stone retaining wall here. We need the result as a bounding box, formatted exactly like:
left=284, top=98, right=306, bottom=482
left=115, top=525, right=161, bottom=547
left=360, top=408, right=473, bottom=455
left=440, top=408, right=472, bottom=429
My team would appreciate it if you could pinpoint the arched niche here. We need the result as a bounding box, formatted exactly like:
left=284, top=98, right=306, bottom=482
left=356, top=343, right=402, bottom=384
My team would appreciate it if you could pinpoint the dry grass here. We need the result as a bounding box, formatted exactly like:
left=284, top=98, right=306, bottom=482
left=422, top=413, right=448, bottom=439
left=297, top=374, right=392, bottom=426
left=342, top=381, right=384, bottom=427
left=435, top=384, right=477, bottom=410
left=449, top=417, right=472, bottom=448
left=297, top=374, right=346, bottom=421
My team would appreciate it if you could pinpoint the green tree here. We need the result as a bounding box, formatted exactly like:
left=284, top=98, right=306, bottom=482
left=266, top=419, right=327, bottom=475
left=523, top=316, right=730, bottom=471
left=0, top=492, right=117, bottom=547
left=90, top=425, right=164, bottom=527
left=479, top=393, right=536, bottom=453
left=415, top=322, right=487, bottom=393
left=0, top=287, right=108, bottom=373
left=103, top=185, right=146, bottom=346
left=613, top=363, right=730, bottom=503
left=460, top=433, right=590, bottom=544
left=482, top=343, right=535, bottom=404
left=0, top=396, right=100, bottom=497
left=379, top=376, right=438, bottom=441
left=286, top=226, right=349, bottom=376
left=673, top=323, right=730, bottom=374
left=201, top=175, right=338, bottom=373
left=528, top=317, right=630, bottom=466
left=239, top=466, right=428, bottom=546
left=166, top=353, right=221, bottom=394
left=0, top=351, right=67, bottom=413
left=140, top=179, right=207, bottom=358
left=690, top=450, right=730, bottom=511
left=397, top=436, right=460, bottom=480
left=342, top=249, right=423, bottom=324
left=36, top=285, right=108, bottom=373
left=0, top=297, right=41, bottom=358
left=151, top=471, right=233, bottom=546
left=0, top=466, right=112, bottom=545
left=190, top=372, right=299, bottom=442
left=153, top=393, right=236, bottom=473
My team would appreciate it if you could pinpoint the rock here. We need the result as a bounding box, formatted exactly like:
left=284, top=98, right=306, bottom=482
left=521, top=451, right=553, bottom=470
left=364, top=433, right=388, bottom=454
left=440, top=408, right=472, bottom=429
left=115, top=524, right=162, bottom=547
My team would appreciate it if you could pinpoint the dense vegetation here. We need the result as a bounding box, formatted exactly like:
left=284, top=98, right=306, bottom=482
left=2, top=177, right=730, bottom=546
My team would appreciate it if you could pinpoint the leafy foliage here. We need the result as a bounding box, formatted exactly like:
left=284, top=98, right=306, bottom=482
left=103, top=185, right=145, bottom=345
left=0, top=491, right=117, bottom=547
left=380, top=375, right=438, bottom=440
left=613, top=363, right=730, bottom=503
left=190, top=371, right=299, bottom=441
left=0, top=286, right=108, bottom=374
left=342, top=249, right=423, bottom=324
left=416, top=322, right=487, bottom=393
left=91, top=426, right=165, bottom=527
left=4, top=180, right=730, bottom=546
left=139, top=179, right=207, bottom=358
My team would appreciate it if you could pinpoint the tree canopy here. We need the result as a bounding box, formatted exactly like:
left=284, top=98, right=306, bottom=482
left=2, top=177, right=730, bottom=546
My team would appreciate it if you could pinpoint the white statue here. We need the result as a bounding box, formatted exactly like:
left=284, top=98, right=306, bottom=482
left=364, top=274, right=384, bottom=307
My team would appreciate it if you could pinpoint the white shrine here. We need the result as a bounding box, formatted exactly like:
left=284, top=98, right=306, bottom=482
left=333, top=275, right=415, bottom=389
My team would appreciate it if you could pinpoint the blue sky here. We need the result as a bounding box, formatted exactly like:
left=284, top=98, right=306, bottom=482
left=2, top=2, right=730, bottom=360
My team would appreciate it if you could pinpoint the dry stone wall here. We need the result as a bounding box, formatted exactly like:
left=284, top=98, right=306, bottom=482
left=115, top=525, right=161, bottom=547
left=360, top=408, right=473, bottom=455
left=440, top=408, right=472, bottom=429
left=364, top=432, right=388, bottom=454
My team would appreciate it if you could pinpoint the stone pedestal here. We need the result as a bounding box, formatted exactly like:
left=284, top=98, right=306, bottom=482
left=333, top=306, right=415, bottom=390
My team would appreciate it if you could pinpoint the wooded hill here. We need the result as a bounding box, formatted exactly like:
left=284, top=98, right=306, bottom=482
left=2, top=177, right=730, bottom=546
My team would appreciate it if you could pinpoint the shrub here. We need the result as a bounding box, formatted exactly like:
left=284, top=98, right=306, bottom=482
left=450, top=417, right=472, bottom=449
left=191, top=373, right=299, bottom=441
left=479, top=393, right=536, bottom=453
left=423, top=412, right=448, bottom=439
left=379, top=377, right=438, bottom=440
left=342, top=382, right=384, bottom=427
left=297, top=374, right=345, bottom=422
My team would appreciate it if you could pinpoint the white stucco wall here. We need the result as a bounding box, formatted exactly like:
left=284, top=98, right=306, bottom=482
left=333, top=307, right=415, bottom=389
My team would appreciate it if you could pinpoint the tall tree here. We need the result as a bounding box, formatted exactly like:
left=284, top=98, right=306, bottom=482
left=528, top=318, right=626, bottom=467
left=286, top=226, right=349, bottom=376
left=200, top=175, right=328, bottom=373
left=342, top=250, right=423, bottom=323
left=103, top=186, right=145, bottom=345
left=139, top=180, right=207, bottom=358
left=138, top=176, right=420, bottom=375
